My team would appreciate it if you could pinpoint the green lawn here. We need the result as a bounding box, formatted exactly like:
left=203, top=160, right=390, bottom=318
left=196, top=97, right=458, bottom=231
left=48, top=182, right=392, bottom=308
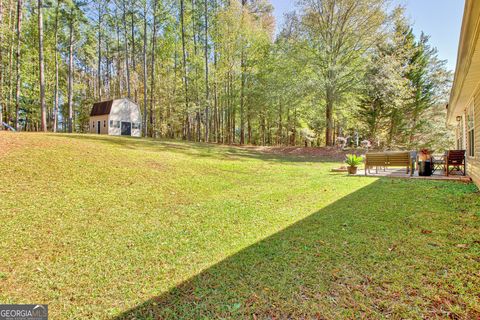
left=0, top=133, right=479, bottom=319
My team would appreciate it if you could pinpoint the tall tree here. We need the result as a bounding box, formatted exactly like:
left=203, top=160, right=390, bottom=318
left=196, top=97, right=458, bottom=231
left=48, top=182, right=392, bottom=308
left=53, top=0, right=60, bottom=132
left=299, top=0, right=389, bottom=146
left=142, top=0, right=148, bottom=136
left=66, top=1, right=76, bottom=133
left=14, top=0, right=23, bottom=131
left=239, top=0, right=247, bottom=144
left=96, top=1, right=105, bottom=100
left=203, top=0, right=209, bottom=142
left=180, top=0, right=190, bottom=139
left=0, top=0, right=3, bottom=128
left=122, top=0, right=131, bottom=98
left=149, top=0, right=158, bottom=137
left=38, top=0, right=47, bottom=131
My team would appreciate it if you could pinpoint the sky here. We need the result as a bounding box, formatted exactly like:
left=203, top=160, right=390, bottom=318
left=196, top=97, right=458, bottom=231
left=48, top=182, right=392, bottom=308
left=269, top=0, right=465, bottom=71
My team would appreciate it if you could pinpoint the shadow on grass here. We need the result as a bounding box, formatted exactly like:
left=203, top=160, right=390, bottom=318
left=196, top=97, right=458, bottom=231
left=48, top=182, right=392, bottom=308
left=59, top=134, right=344, bottom=163
left=113, top=179, right=478, bottom=319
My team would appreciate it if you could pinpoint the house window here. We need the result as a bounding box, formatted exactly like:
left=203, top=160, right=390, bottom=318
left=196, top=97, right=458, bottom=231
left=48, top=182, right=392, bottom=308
left=109, top=120, right=120, bottom=128
left=92, top=121, right=95, bottom=128
left=467, top=105, right=475, bottom=157
left=132, top=123, right=141, bottom=130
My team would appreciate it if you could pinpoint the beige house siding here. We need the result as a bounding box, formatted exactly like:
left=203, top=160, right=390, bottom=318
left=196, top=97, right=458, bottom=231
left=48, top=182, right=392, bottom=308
left=89, top=115, right=109, bottom=134
left=448, top=0, right=480, bottom=188
left=465, top=91, right=480, bottom=186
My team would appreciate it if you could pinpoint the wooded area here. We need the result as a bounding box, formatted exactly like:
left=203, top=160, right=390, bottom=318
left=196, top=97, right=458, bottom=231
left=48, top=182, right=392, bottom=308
left=0, top=0, right=453, bottom=148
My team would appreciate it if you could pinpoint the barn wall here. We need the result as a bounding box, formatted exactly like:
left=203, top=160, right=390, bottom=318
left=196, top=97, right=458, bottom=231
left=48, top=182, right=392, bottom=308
left=108, top=99, right=142, bottom=137
left=90, top=115, right=109, bottom=134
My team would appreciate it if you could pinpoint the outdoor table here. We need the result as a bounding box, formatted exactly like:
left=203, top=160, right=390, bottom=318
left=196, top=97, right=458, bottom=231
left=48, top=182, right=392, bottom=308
left=432, top=154, right=446, bottom=174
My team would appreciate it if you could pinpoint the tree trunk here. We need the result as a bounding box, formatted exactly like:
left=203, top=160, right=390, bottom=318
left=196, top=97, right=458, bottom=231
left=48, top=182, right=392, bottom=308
left=38, top=0, right=46, bottom=131
left=67, top=19, right=74, bottom=133
left=114, top=6, right=122, bottom=96
left=278, top=100, right=282, bottom=145
left=149, top=0, right=158, bottom=138
left=0, top=0, right=3, bottom=128
left=53, top=0, right=59, bottom=132
left=106, top=39, right=111, bottom=98
left=204, top=0, right=209, bottom=142
left=14, top=0, right=23, bottom=131
left=325, top=87, right=334, bottom=146
left=191, top=0, right=201, bottom=142
left=131, top=11, right=137, bottom=102
left=97, top=5, right=102, bottom=100
left=122, top=1, right=131, bottom=98
left=180, top=0, right=190, bottom=140
left=142, top=4, right=148, bottom=137
left=239, top=0, right=247, bottom=144
left=6, top=0, right=14, bottom=126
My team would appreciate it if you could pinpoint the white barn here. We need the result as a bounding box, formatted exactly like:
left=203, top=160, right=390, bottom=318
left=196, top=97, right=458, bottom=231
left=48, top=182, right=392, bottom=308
left=89, top=98, right=141, bottom=137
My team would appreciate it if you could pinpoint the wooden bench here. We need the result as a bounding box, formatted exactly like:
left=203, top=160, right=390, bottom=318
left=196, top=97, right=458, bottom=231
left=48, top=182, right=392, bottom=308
left=365, top=152, right=412, bottom=176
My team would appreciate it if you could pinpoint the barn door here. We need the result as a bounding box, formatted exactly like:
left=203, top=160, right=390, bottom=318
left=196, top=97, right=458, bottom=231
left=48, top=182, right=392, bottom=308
left=121, top=122, right=131, bottom=136
left=97, top=121, right=101, bottom=134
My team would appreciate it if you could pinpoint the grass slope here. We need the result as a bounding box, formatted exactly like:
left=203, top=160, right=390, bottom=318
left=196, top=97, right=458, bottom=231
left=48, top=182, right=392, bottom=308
left=0, top=133, right=479, bottom=319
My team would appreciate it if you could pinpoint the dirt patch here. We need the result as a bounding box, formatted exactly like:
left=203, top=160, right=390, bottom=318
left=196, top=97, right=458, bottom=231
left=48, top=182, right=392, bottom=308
left=0, top=132, right=60, bottom=157
left=242, top=146, right=356, bottom=161
left=0, top=132, right=29, bottom=156
left=146, top=160, right=168, bottom=171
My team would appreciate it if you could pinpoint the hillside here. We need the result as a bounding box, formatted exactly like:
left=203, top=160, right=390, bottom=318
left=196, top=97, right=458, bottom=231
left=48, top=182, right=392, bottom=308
left=0, top=133, right=478, bottom=319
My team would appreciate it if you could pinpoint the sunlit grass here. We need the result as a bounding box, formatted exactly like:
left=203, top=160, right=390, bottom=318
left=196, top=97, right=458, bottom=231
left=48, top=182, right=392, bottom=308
left=0, top=133, right=478, bottom=319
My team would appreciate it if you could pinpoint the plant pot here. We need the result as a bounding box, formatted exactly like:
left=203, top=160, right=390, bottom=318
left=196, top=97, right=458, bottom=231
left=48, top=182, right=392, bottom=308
left=418, top=160, right=432, bottom=176
left=348, top=166, right=358, bottom=175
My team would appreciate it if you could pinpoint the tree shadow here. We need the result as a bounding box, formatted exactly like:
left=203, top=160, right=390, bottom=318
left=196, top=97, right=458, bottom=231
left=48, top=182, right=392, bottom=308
left=59, top=134, right=344, bottom=163
left=113, top=179, right=478, bottom=319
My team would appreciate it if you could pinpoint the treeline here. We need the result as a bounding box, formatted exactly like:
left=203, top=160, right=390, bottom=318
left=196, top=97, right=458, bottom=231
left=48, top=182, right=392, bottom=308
left=0, top=0, right=453, bottom=149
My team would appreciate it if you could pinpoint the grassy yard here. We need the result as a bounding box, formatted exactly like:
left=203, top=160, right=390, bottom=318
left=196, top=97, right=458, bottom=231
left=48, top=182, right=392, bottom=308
left=0, top=133, right=479, bottom=319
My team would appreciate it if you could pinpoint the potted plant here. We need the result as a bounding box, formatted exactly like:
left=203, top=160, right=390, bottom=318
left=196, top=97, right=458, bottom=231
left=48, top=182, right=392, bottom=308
left=345, top=154, right=363, bottom=175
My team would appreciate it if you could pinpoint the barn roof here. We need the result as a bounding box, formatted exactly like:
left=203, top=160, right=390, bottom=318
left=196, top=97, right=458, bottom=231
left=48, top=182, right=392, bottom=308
left=90, top=100, right=114, bottom=116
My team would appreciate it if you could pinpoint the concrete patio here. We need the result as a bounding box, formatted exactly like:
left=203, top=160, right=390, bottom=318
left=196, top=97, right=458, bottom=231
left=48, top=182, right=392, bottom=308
left=355, top=167, right=472, bottom=182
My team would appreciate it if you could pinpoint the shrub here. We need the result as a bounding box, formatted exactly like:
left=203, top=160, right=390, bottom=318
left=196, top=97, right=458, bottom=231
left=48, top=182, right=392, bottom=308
left=345, top=154, right=363, bottom=167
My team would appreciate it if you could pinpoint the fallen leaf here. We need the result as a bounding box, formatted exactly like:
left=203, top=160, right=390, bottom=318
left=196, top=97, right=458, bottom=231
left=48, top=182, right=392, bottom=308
left=421, top=229, right=432, bottom=234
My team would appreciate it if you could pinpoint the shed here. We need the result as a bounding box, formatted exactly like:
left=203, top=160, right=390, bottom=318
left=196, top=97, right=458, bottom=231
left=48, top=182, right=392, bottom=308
left=89, top=98, right=141, bottom=137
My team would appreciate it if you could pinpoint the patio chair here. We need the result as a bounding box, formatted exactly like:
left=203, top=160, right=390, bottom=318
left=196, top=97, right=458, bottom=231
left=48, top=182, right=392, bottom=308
left=445, top=150, right=466, bottom=176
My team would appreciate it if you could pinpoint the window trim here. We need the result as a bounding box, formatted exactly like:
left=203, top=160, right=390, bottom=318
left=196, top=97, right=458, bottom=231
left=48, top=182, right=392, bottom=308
left=467, top=104, right=475, bottom=158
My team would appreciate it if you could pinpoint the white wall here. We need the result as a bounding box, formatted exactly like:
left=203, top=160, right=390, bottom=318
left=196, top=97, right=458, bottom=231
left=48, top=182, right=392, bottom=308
left=108, top=98, right=142, bottom=137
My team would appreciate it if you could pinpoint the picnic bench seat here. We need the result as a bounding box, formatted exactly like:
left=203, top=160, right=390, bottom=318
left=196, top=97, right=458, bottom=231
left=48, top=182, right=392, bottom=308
left=365, top=152, right=412, bottom=176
